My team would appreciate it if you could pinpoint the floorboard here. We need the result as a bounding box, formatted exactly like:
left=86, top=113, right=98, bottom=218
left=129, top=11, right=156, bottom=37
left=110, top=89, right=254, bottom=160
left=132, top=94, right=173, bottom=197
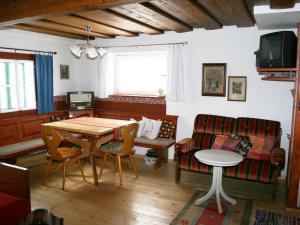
left=16, top=152, right=299, bottom=225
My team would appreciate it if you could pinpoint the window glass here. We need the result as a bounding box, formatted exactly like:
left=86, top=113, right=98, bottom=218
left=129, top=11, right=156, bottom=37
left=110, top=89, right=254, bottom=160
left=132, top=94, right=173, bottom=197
left=0, top=59, right=36, bottom=112
left=111, top=51, right=167, bottom=96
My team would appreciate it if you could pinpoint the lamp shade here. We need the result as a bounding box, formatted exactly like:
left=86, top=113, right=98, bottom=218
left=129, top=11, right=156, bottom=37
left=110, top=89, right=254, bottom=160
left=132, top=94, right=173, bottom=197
left=86, top=46, right=98, bottom=59
left=70, top=45, right=83, bottom=58
left=97, top=47, right=107, bottom=58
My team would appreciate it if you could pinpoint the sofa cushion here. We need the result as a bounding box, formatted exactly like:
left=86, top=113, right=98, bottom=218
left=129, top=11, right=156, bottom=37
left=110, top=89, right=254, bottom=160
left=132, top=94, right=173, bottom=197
left=236, top=117, right=281, bottom=143
left=158, top=120, right=176, bottom=139
left=192, top=133, right=216, bottom=149
left=235, top=136, right=252, bottom=157
left=211, top=135, right=240, bottom=151
left=177, top=152, right=275, bottom=183
left=247, top=136, right=275, bottom=161
left=193, top=114, right=236, bottom=136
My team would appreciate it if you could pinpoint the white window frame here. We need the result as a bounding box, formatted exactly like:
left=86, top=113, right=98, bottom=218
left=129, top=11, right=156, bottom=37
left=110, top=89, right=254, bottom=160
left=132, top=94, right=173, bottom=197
left=109, top=50, right=167, bottom=97
left=0, top=56, right=36, bottom=113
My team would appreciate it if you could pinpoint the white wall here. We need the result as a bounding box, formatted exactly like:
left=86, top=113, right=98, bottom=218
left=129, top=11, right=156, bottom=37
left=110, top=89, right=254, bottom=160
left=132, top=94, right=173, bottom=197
left=0, top=29, right=85, bottom=95
left=92, top=26, right=295, bottom=175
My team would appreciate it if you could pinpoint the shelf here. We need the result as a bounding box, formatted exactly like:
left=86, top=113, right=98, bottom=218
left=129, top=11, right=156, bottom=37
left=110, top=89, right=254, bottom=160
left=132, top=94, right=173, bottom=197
left=257, top=68, right=298, bottom=73
left=257, top=68, right=298, bottom=81
left=261, top=77, right=296, bottom=82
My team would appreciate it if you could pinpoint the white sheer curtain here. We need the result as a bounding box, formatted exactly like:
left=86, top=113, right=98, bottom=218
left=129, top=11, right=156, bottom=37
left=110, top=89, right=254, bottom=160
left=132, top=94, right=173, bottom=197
left=95, top=53, right=110, bottom=98
left=166, top=43, right=185, bottom=101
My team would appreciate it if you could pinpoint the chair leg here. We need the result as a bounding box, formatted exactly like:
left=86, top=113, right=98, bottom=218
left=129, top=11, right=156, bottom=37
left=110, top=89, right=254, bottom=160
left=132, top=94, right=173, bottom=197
left=116, top=154, right=123, bottom=185
left=99, top=152, right=108, bottom=180
left=175, top=165, right=181, bottom=184
left=62, top=161, right=67, bottom=191
left=76, top=158, right=85, bottom=181
left=44, top=159, right=53, bottom=185
left=128, top=153, right=138, bottom=178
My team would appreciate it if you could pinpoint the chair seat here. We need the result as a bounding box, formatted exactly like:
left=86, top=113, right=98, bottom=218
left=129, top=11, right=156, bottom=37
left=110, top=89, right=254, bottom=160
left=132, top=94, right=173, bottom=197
left=47, top=147, right=81, bottom=160
left=100, top=141, right=123, bottom=154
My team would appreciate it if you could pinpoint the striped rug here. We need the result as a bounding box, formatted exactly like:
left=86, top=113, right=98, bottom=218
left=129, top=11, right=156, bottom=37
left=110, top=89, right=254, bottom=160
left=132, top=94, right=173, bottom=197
left=252, top=210, right=300, bottom=225
left=170, top=190, right=253, bottom=225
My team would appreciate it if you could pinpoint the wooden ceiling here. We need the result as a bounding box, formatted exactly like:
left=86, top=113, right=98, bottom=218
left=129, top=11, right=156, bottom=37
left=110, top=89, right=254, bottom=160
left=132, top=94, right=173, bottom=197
left=0, top=0, right=298, bottom=40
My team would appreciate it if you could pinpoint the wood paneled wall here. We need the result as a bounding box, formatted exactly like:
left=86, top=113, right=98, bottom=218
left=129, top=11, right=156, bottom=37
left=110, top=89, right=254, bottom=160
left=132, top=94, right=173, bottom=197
left=0, top=95, right=166, bottom=147
left=0, top=111, right=67, bottom=147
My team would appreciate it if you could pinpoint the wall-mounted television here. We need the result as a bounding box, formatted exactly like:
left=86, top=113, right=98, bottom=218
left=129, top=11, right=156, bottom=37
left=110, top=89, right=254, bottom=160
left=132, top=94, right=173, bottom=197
left=259, top=31, right=297, bottom=68
left=67, top=91, right=94, bottom=110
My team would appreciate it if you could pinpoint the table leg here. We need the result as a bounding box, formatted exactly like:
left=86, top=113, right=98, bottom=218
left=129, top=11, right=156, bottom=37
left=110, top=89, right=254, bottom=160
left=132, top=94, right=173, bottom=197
left=195, top=166, right=236, bottom=214
left=153, top=148, right=169, bottom=169
left=195, top=167, right=218, bottom=205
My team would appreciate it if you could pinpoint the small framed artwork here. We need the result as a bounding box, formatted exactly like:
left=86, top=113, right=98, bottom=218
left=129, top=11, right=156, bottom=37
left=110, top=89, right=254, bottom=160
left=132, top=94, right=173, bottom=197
left=228, top=76, right=247, bottom=101
left=60, top=64, right=69, bottom=80
left=202, top=63, right=226, bottom=96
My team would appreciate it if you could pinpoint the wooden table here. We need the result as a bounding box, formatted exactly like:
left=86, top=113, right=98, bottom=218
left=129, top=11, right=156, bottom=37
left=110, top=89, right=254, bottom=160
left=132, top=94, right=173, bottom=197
left=42, top=117, right=134, bottom=185
left=194, top=150, right=243, bottom=214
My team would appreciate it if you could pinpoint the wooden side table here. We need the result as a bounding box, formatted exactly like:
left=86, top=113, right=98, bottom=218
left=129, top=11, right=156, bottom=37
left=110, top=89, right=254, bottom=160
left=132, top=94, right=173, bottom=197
left=194, top=149, right=243, bottom=214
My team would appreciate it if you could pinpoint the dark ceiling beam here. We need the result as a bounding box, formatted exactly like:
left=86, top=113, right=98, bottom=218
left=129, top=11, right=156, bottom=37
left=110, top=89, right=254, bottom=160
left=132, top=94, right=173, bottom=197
left=102, top=9, right=164, bottom=34
left=9, top=24, right=91, bottom=40
left=141, top=2, right=193, bottom=32
left=26, top=20, right=113, bottom=38
left=252, top=0, right=298, bottom=8
left=270, top=0, right=295, bottom=8
left=0, top=0, right=151, bottom=27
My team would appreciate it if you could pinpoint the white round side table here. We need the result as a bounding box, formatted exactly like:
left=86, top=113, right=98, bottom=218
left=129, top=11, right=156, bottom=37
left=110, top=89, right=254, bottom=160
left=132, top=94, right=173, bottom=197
left=194, top=149, right=243, bottom=214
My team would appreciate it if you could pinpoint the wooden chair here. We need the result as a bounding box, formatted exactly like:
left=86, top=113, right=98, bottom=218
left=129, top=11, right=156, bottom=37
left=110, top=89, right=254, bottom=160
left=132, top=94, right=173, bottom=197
left=41, top=126, right=85, bottom=190
left=92, top=123, right=138, bottom=185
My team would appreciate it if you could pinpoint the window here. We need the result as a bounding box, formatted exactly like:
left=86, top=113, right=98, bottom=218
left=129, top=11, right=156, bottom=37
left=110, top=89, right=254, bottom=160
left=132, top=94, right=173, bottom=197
left=110, top=51, right=167, bottom=96
left=0, top=54, right=36, bottom=112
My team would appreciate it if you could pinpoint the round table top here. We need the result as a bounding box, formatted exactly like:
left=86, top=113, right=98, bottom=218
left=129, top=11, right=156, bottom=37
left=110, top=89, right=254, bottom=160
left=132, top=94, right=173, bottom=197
left=194, top=150, right=243, bottom=167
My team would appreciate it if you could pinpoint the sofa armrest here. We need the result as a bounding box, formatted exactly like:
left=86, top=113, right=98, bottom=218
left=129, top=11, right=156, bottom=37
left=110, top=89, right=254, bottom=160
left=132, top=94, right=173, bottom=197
left=175, top=138, right=195, bottom=153
left=271, top=147, right=285, bottom=170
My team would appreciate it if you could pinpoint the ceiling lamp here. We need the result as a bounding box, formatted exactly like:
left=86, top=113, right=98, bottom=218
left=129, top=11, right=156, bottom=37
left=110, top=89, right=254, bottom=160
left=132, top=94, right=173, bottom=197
left=70, top=25, right=107, bottom=60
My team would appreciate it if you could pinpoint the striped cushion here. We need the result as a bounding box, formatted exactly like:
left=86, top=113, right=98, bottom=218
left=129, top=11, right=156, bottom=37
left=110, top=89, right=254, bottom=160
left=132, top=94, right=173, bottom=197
left=177, top=151, right=275, bottom=183
left=236, top=117, right=281, bottom=144
left=193, top=114, right=236, bottom=136
left=192, top=133, right=216, bottom=149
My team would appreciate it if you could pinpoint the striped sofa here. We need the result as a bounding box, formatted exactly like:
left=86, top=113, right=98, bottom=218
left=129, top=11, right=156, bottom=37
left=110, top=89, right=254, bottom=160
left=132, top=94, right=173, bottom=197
left=174, top=114, right=285, bottom=199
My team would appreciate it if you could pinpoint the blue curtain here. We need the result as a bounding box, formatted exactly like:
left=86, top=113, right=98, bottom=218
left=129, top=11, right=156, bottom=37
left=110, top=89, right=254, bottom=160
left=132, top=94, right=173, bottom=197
left=35, top=54, right=54, bottom=114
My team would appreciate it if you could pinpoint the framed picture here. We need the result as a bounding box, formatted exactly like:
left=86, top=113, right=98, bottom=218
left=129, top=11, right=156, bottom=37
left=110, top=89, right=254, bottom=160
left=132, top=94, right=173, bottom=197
left=228, top=76, right=247, bottom=101
left=202, top=63, right=226, bottom=96
left=60, top=64, right=69, bottom=80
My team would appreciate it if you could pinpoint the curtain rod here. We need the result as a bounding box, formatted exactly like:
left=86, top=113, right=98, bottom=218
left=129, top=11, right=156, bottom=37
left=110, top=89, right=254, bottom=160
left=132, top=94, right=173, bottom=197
left=0, top=46, right=57, bottom=55
left=101, top=41, right=188, bottom=49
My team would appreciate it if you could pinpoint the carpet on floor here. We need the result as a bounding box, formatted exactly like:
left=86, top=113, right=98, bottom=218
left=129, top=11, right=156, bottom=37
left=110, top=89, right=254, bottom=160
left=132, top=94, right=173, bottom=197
left=170, top=190, right=253, bottom=225
left=252, top=210, right=300, bottom=225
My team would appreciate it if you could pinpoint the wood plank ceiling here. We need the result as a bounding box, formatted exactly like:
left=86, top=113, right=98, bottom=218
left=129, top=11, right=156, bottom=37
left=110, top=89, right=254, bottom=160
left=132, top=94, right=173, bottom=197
left=0, top=0, right=298, bottom=40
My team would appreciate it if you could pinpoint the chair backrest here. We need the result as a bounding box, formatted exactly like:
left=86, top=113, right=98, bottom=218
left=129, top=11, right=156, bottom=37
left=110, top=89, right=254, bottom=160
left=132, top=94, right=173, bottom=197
left=119, top=123, right=138, bottom=153
left=41, top=126, right=64, bottom=160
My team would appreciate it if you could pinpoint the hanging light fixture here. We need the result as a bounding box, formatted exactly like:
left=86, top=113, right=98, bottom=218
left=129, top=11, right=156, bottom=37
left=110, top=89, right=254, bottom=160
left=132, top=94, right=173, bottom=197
left=70, top=25, right=107, bottom=59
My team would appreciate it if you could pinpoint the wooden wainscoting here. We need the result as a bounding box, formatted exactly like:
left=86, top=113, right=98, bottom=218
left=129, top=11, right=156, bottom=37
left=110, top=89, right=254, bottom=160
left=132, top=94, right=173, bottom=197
left=0, top=110, right=67, bottom=147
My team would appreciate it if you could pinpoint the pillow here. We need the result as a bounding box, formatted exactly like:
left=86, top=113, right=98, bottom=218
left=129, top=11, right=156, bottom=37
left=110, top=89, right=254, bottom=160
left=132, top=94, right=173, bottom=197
left=141, top=117, right=162, bottom=140
left=235, top=136, right=252, bottom=157
left=130, top=118, right=144, bottom=138
left=247, top=136, right=275, bottom=161
left=211, top=135, right=240, bottom=151
left=158, top=120, right=176, bottom=139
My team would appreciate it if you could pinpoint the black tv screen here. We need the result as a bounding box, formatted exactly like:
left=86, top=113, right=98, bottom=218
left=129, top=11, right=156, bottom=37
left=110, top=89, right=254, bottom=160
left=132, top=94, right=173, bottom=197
left=259, top=31, right=297, bottom=68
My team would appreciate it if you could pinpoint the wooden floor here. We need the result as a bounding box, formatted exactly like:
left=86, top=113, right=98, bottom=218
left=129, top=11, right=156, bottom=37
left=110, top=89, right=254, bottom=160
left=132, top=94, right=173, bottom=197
left=17, top=152, right=299, bottom=225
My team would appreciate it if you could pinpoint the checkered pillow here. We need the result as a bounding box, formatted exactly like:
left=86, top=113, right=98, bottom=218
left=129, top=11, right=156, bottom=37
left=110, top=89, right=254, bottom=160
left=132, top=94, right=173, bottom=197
left=158, top=120, right=176, bottom=139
